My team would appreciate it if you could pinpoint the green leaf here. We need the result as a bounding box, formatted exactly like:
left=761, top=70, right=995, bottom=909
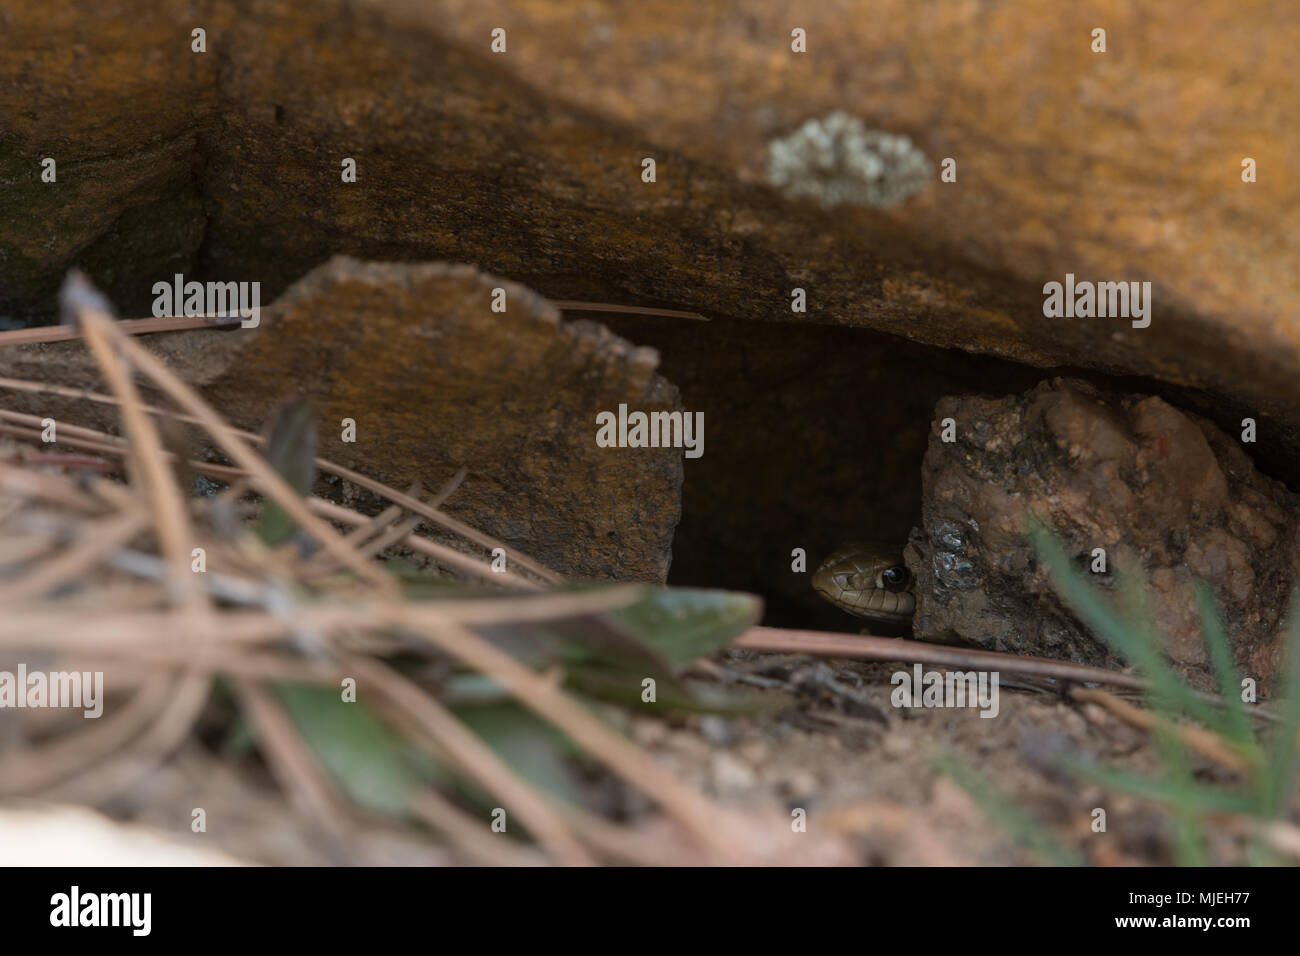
left=1194, top=583, right=1257, bottom=748
left=1061, top=755, right=1258, bottom=816
left=469, top=585, right=759, bottom=673
left=1148, top=720, right=1209, bottom=866
left=257, top=399, right=317, bottom=546
left=1030, top=523, right=1276, bottom=835
left=606, top=588, right=763, bottom=669
left=468, top=586, right=765, bottom=714
left=1029, top=523, right=1220, bottom=728
left=399, top=585, right=766, bottom=714
left=1265, top=603, right=1300, bottom=817
left=270, top=681, right=436, bottom=819
left=455, top=701, right=584, bottom=805
left=564, top=662, right=775, bottom=715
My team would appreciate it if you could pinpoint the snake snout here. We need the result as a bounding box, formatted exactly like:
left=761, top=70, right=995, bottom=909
left=810, top=562, right=841, bottom=602
left=813, top=542, right=916, bottom=624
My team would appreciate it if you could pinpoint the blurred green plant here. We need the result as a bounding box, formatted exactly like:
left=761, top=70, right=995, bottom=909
left=240, top=405, right=771, bottom=831
left=255, top=398, right=317, bottom=546
left=951, top=522, right=1300, bottom=866
left=260, top=585, right=765, bottom=825
left=941, top=523, right=1300, bottom=865
left=934, top=750, right=1085, bottom=866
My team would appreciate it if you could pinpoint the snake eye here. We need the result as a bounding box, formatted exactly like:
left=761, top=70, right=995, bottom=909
left=880, top=565, right=911, bottom=593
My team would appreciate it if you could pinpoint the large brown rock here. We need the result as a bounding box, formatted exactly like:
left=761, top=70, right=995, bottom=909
left=0, top=259, right=683, bottom=581
left=0, top=1, right=215, bottom=319
left=3, top=0, right=1298, bottom=466
left=906, top=379, right=1296, bottom=687
left=420, top=1, right=1300, bottom=434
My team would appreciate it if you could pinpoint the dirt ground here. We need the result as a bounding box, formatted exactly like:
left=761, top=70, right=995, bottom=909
left=627, top=651, right=1235, bottom=866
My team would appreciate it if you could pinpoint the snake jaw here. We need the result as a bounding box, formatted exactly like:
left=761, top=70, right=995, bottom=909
left=813, top=542, right=916, bottom=624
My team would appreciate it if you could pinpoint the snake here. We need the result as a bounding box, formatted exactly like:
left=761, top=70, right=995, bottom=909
left=812, top=541, right=915, bottom=625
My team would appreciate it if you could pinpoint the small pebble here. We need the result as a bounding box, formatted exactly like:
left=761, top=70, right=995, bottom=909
left=631, top=718, right=668, bottom=747
left=667, top=730, right=710, bottom=759
left=767, top=766, right=819, bottom=800
left=711, top=752, right=758, bottom=793
left=695, top=715, right=734, bottom=746
left=880, top=732, right=913, bottom=758
left=737, top=738, right=769, bottom=766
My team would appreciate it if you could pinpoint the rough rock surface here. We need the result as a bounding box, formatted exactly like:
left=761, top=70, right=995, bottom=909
left=0, top=259, right=683, bottom=581
left=4, top=1, right=1300, bottom=468
left=905, top=379, right=1296, bottom=687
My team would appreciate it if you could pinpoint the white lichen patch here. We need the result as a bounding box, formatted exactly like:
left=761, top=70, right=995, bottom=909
left=766, top=111, right=933, bottom=209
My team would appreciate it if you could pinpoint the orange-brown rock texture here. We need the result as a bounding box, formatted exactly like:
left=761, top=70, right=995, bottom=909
left=906, top=379, right=1297, bottom=688
left=3, top=1, right=1297, bottom=441
left=0, top=260, right=683, bottom=581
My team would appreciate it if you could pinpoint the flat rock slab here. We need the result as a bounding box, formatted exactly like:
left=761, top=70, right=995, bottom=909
left=0, top=259, right=683, bottom=582
left=906, top=379, right=1295, bottom=688
left=4, top=1, right=1300, bottom=472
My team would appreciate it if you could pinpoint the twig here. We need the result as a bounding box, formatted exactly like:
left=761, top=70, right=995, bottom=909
left=0, top=680, right=174, bottom=795
left=0, top=422, right=518, bottom=590
left=552, top=301, right=709, bottom=322
left=348, top=511, right=428, bottom=563
left=0, top=585, right=646, bottom=648
left=733, top=626, right=1287, bottom=721
left=552, top=803, right=709, bottom=866
left=409, top=788, right=548, bottom=866
left=0, top=300, right=708, bottom=346
left=308, top=497, right=540, bottom=591
left=429, top=466, right=468, bottom=508
left=0, top=511, right=147, bottom=603
left=308, top=460, right=562, bottom=585
left=733, top=626, right=1151, bottom=690
left=0, top=532, right=59, bottom=566
left=65, top=275, right=211, bottom=619
left=13, top=452, right=116, bottom=470
left=336, top=496, right=408, bottom=549
left=69, top=300, right=395, bottom=595
left=39, top=672, right=212, bottom=806
left=61, top=649, right=346, bottom=685
left=1069, top=686, right=1252, bottom=773
left=0, top=313, right=243, bottom=348
left=0, top=460, right=106, bottom=512
left=0, top=375, right=563, bottom=584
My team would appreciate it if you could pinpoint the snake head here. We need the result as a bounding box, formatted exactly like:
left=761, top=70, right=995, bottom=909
left=813, top=541, right=916, bottom=625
